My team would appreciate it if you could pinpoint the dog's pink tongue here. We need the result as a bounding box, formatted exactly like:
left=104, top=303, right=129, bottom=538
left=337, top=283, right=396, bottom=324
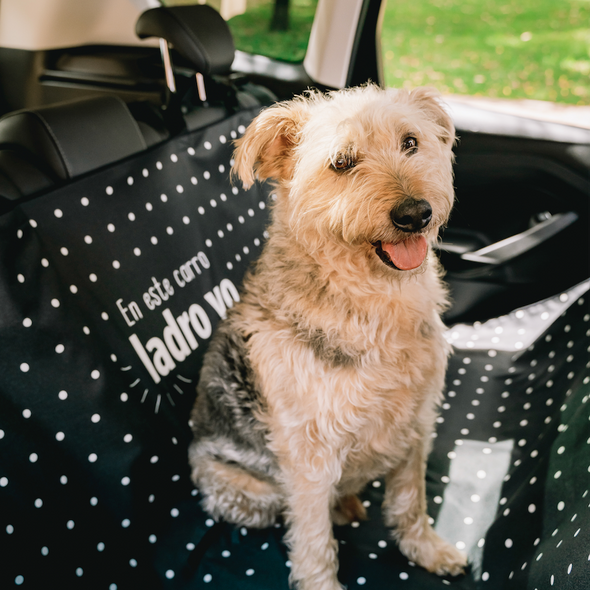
left=382, top=236, right=428, bottom=270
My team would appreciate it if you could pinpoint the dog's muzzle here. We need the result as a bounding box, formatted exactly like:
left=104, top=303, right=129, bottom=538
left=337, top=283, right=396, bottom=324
left=391, top=198, right=432, bottom=233
left=372, top=198, right=432, bottom=271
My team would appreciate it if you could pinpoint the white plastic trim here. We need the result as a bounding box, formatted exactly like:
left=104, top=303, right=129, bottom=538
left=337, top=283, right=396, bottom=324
left=304, top=0, right=364, bottom=89
left=0, top=0, right=158, bottom=50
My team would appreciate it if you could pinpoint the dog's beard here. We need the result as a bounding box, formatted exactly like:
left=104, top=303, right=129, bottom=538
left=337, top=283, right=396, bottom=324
left=373, top=235, right=428, bottom=271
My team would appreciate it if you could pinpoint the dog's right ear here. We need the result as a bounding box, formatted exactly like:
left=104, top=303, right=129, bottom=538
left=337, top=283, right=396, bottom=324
left=232, top=101, right=308, bottom=189
left=409, top=87, right=455, bottom=146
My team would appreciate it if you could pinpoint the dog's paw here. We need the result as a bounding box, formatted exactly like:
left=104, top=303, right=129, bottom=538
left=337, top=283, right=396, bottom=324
left=331, top=494, right=367, bottom=526
left=397, top=527, right=467, bottom=577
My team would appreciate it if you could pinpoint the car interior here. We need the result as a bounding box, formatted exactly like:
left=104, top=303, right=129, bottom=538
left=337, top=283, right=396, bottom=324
left=0, top=0, right=588, bottom=589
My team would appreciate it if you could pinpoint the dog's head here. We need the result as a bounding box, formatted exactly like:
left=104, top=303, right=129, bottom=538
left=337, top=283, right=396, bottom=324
left=233, top=85, right=455, bottom=274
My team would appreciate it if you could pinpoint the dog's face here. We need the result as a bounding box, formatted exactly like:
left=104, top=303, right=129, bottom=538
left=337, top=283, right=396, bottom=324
left=233, top=85, right=456, bottom=275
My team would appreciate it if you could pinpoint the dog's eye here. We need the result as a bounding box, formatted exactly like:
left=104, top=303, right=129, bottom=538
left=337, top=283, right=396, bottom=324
left=332, top=153, right=356, bottom=171
left=402, top=136, right=418, bottom=154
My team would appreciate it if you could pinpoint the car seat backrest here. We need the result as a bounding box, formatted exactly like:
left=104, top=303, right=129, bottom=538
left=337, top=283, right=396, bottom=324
left=0, top=103, right=273, bottom=587
left=0, top=96, right=159, bottom=209
left=0, top=6, right=277, bottom=586
left=0, top=4, right=277, bottom=215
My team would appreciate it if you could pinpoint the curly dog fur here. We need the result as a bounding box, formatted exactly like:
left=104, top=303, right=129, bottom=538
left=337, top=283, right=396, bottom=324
left=189, top=85, right=467, bottom=589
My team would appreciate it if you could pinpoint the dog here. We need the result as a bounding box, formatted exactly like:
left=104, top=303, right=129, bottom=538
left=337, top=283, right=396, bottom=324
left=188, top=85, right=467, bottom=590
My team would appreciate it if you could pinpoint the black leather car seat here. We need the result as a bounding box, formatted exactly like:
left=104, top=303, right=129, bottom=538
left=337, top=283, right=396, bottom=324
left=0, top=95, right=166, bottom=212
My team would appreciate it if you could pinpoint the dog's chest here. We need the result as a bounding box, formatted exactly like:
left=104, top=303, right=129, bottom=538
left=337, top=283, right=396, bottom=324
left=244, top=286, right=447, bottom=469
left=257, top=317, right=443, bottom=448
left=270, top=357, right=431, bottom=480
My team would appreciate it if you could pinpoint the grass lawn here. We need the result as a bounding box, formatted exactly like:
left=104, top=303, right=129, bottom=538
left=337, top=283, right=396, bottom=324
left=381, top=0, right=590, bottom=105
left=226, top=0, right=589, bottom=106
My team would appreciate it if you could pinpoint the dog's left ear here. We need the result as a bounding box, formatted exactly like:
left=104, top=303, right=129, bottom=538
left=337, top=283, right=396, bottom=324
left=410, top=87, right=455, bottom=146
left=232, top=101, right=309, bottom=188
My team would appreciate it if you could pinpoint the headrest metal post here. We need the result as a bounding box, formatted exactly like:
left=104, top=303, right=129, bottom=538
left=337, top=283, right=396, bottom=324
left=196, top=73, right=207, bottom=103
left=159, top=38, right=177, bottom=94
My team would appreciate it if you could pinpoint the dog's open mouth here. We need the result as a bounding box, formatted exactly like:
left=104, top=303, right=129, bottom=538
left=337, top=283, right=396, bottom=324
left=374, top=235, right=428, bottom=270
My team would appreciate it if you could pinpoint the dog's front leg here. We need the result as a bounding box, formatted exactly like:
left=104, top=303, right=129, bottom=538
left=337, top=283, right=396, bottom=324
left=281, top=459, right=344, bottom=590
left=382, top=442, right=467, bottom=576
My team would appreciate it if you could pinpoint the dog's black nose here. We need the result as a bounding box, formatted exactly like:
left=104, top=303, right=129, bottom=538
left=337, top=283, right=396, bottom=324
left=391, top=198, right=432, bottom=232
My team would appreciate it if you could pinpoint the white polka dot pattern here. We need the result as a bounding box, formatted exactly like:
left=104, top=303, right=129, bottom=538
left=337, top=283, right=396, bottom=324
left=0, top=110, right=274, bottom=588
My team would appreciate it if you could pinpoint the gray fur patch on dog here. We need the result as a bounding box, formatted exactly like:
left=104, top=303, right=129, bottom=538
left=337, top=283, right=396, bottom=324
left=419, top=320, right=434, bottom=339
left=295, top=325, right=363, bottom=368
left=190, top=319, right=277, bottom=479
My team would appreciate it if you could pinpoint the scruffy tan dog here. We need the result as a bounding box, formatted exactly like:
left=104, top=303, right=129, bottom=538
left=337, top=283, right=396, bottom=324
left=189, top=85, right=467, bottom=589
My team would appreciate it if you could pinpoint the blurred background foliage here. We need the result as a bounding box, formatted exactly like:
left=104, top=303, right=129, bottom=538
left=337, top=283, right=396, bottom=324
left=226, top=0, right=317, bottom=60
left=381, top=0, right=590, bottom=105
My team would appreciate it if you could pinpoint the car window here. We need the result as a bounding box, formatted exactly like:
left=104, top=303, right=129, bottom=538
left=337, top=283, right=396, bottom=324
left=381, top=0, right=590, bottom=107
left=162, top=0, right=318, bottom=63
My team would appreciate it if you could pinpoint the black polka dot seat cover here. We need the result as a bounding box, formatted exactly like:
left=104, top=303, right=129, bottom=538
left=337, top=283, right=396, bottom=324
left=0, top=107, right=588, bottom=589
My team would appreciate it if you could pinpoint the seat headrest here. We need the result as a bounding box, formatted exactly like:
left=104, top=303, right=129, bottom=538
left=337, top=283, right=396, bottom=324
left=0, top=96, right=147, bottom=181
left=135, top=5, right=235, bottom=76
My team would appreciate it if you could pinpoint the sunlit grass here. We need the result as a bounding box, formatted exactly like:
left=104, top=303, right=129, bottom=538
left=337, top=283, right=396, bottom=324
left=381, top=0, right=590, bottom=104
